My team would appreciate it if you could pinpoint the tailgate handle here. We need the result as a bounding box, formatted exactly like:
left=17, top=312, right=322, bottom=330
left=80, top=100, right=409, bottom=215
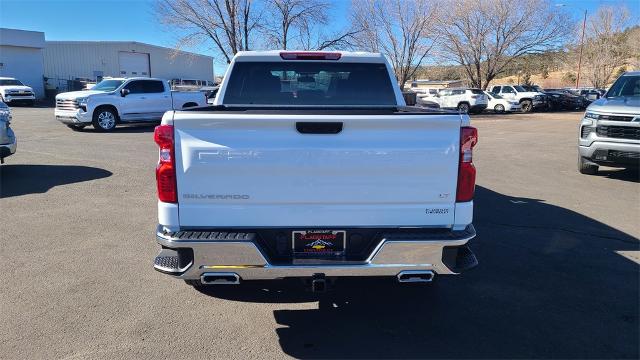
left=296, top=122, right=343, bottom=134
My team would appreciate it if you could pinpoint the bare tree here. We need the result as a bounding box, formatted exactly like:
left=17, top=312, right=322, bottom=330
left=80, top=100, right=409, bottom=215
left=626, top=26, right=640, bottom=70
left=437, top=0, right=570, bottom=89
left=350, top=0, right=439, bottom=89
left=156, top=0, right=260, bottom=63
left=262, top=0, right=355, bottom=50
left=578, top=6, right=632, bottom=88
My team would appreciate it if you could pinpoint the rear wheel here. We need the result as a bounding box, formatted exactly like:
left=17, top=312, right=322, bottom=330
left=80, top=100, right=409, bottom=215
left=494, top=104, right=505, bottom=113
left=92, top=107, right=118, bottom=131
left=521, top=99, right=533, bottom=113
left=578, top=156, right=599, bottom=175
left=457, top=102, right=470, bottom=113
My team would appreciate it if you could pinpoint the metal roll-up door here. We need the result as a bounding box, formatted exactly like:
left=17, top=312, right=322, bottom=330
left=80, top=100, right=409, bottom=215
left=118, top=51, right=150, bottom=77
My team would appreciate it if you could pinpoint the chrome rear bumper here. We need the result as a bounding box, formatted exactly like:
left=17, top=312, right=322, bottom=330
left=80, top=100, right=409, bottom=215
left=154, top=225, right=477, bottom=280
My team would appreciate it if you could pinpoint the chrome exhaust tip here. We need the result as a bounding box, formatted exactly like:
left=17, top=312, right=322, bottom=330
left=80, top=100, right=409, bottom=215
left=200, top=272, right=241, bottom=285
left=397, top=270, right=435, bottom=283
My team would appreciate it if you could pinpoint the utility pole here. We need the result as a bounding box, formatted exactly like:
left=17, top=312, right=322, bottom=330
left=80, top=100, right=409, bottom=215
left=576, top=9, right=587, bottom=88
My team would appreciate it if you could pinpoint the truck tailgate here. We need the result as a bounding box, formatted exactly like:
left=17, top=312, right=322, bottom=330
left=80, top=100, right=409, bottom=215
left=172, top=111, right=461, bottom=227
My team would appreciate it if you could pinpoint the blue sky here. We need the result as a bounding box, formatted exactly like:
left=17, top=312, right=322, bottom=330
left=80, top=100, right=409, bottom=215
left=1, top=0, right=638, bottom=74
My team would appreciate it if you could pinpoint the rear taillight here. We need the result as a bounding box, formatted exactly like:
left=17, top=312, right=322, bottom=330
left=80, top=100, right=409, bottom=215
left=279, top=51, right=341, bottom=60
left=456, top=126, right=478, bottom=202
left=154, top=124, right=177, bottom=203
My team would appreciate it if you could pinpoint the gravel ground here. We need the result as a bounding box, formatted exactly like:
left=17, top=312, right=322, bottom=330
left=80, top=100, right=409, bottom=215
left=1, top=107, right=638, bottom=359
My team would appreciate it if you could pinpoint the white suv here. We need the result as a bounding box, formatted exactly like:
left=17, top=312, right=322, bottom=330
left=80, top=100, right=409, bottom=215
left=435, top=88, right=488, bottom=113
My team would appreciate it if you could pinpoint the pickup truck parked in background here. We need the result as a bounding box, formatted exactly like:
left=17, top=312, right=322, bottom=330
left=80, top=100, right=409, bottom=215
left=55, top=78, right=207, bottom=131
left=490, top=85, right=547, bottom=112
left=578, top=71, right=640, bottom=174
left=0, top=77, right=36, bottom=106
left=152, top=51, right=479, bottom=291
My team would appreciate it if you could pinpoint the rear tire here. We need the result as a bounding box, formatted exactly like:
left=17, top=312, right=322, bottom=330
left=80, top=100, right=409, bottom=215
left=578, top=156, right=599, bottom=175
left=457, top=102, right=470, bottom=113
left=494, top=104, right=505, bottom=113
left=521, top=99, right=533, bottom=113
left=92, top=107, right=118, bottom=132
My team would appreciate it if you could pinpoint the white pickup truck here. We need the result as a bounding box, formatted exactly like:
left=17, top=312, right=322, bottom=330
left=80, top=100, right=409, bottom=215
left=0, top=77, right=36, bottom=106
left=153, top=51, right=479, bottom=292
left=489, top=85, right=547, bottom=113
left=55, top=77, right=207, bottom=131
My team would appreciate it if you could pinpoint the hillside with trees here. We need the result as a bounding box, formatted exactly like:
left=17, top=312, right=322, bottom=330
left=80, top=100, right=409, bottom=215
left=156, top=0, right=640, bottom=90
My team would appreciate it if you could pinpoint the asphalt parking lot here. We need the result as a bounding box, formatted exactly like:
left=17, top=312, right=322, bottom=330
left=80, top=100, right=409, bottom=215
left=1, top=107, right=638, bottom=359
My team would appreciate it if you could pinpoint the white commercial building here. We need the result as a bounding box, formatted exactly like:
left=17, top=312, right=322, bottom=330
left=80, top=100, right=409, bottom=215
left=0, top=28, right=46, bottom=98
left=0, top=29, right=215, bottom=99
left=44, top=41, right=214, bottom=92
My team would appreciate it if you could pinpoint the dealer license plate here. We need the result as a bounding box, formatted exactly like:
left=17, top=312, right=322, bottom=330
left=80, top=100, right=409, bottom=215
left=292, top=230, right=346, bottom=256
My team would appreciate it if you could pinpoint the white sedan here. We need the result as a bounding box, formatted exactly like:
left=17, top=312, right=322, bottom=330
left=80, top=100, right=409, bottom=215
left=485, top=91, right=521, bottom=113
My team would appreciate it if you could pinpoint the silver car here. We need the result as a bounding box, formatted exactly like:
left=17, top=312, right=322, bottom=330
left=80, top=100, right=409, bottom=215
left=578, top=72, right=640, bottom=174
left=0, top=101, right=16, bottom=163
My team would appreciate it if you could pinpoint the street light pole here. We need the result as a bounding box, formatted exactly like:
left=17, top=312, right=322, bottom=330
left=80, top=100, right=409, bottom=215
left=576, top=9, right=587, bottom=88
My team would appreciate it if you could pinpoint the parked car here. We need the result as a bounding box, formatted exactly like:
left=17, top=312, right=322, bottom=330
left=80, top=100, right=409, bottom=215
left=542, top=90, right=583, bottom=111
left=54, top=78, right=208, bottom=131
left=577, top=89, right=601, bottom=101
left=490, top=85, right=547, bottom=112
left=153, top=50, right=478, bottom=291
left=0, top=77, right=36, bottom=106
left=578, top=71, right=640, bottom=174
left=572, top=89, right=601, bottom=107
left=435, top=88, right=488, bottom=113
left=414, top=88, right=441, bottom=108
left=0, top=102, right=16, bottom=163
left=545, top=88, right=587, bottom=110
left=484, top=91, right=521, bottom=113
left=526, top=85, right=545, bottom=93
left=412, top=87, right=440, bottom=100
left=416, top=97, right=441, bottom=109
left=541, top=91, right=566, bottom=111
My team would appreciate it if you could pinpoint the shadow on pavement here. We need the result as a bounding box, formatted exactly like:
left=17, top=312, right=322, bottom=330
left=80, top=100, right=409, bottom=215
left=75, top=123, right=157, bottom=133
left=595, top=168, right=640, bottom=183
left=0, top=164, right=112, bottom=198
left=112, top=123, right=157, bottom=133
left=196, top=186, right=639, bottom=359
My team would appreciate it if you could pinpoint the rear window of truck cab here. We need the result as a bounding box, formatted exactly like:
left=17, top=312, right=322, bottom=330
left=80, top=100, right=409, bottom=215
left=223, top=62, right=397, bottom=106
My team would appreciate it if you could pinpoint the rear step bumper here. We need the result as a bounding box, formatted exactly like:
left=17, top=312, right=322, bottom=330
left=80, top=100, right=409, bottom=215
left=154, top=225, right=477, bottom=280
